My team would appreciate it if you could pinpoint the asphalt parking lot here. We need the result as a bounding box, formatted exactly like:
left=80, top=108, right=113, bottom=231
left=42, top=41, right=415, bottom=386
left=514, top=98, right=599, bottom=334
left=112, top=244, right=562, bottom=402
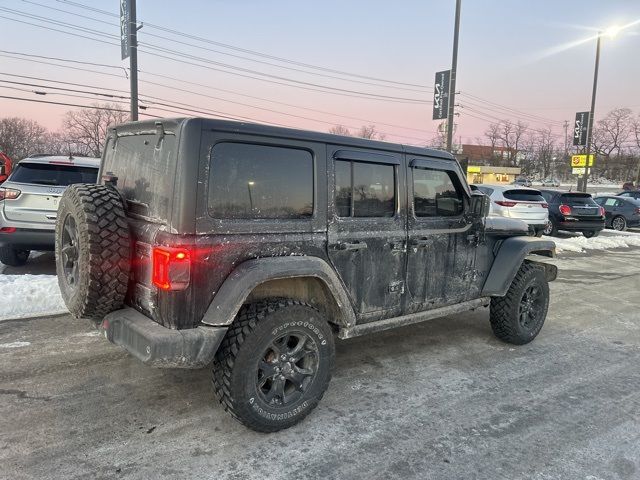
left=1, top=247, right=639, bottom=480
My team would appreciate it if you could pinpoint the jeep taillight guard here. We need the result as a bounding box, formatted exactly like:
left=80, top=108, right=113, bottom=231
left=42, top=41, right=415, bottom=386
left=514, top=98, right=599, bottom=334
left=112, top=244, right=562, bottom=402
left=152, top=246, right=191, bottom=290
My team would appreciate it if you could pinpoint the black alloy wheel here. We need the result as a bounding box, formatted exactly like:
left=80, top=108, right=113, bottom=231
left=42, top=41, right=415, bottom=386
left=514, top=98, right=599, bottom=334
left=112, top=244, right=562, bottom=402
left=61, top=214, right=80, bottom=289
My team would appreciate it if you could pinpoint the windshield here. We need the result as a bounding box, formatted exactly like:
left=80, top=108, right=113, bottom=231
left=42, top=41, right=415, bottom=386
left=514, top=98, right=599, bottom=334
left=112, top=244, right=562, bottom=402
left=559, top=193, right=597, bottom=206
left=10, top=162, right=98, bottom=186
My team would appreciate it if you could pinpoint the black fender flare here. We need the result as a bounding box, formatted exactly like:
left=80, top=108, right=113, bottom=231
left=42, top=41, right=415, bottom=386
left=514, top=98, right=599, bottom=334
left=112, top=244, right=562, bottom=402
left=200, top=256, right=356, bottom=328
left=481, top=236, right=557, bottom=297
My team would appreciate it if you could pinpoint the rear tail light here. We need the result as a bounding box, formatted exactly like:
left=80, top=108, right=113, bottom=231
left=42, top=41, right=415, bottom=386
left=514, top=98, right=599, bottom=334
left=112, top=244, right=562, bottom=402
left=495, top=200, right=518, bottom=207
left=559, top=204, right=571, bottom=216
left=635, top=207, right=640, bottom=215
left=152, top=246, right=191, bottom=291
left=0, top=227, right=16, bottom=233
left=541, top=203, right=548, bottom=208
left=0, top=187, right=21, bottom=200
left=600, top=206, right=606, bottom=217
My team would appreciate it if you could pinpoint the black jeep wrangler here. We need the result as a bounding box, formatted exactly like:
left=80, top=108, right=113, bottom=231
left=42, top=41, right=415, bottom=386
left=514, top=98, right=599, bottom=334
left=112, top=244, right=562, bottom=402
left=55, top=118, right=557, bottom=432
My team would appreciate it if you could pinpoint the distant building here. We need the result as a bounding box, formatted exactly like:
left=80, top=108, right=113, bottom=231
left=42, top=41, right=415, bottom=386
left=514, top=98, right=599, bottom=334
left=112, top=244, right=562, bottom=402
left=466, top=165, right=521, bottom=185
left=457, top=144, right=522, bottom=185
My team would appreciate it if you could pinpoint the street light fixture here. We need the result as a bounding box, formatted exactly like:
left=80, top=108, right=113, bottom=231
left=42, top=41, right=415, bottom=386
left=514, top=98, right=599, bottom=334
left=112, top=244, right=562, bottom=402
left=579, top=19, right=639, bottom=192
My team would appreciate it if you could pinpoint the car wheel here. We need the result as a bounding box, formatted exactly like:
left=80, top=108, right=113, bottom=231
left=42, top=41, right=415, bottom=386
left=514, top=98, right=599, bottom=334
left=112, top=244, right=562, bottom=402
left=0, top=245, right=30, bottom=266
left=582, top=230, right=600, bottom=238
left=489, top=263, right=549, bottom=345
left=212, top=299, right=335, bottom=432
left=534, top=229, right=544, bottom=237
left=611, top=216, right=627, bottom=231
left=55, top=184, right=131, bottom=320
left=542, top=221, right=557, bottom=236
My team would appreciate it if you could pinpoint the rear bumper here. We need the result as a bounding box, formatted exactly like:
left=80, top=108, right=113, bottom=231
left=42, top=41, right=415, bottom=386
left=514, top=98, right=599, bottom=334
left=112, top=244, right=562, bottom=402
left=555, top=218, right=605, bottom=232
left=0, top=227, right=55, bottom=250
left=101, top=308, right=228, bottom=369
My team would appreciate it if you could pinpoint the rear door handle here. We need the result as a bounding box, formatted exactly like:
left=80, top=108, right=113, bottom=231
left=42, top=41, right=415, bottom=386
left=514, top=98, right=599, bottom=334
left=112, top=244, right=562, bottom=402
left=45, top=214, right=57, bottom=220
left=334, top=241, right=368, bottom=251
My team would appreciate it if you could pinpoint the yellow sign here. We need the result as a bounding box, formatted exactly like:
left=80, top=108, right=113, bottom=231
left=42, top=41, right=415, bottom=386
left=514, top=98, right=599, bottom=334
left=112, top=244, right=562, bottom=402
left=571, top=154, right=594, bottom=167
left=467, top=166, right=481, bottom=173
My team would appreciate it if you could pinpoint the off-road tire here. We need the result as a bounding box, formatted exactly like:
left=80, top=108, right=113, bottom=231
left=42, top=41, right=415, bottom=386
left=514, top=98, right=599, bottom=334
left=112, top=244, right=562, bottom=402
left=55, top=184, right=130, bottom=320
left=0, top=245, right=29, bottom=266
left=582, top=230, right=600, bottom=238
left=489, top=263, right=549, bottom=345
left=212, top=299, right=334, bottom=433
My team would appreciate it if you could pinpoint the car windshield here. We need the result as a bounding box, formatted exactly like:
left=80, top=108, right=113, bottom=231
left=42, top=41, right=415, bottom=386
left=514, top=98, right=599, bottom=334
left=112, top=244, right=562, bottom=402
left=559, top=193, right=597, bottom=206
left=10, top=162, right=98, bottom=186
left=503, top=189, right=544, bottom=202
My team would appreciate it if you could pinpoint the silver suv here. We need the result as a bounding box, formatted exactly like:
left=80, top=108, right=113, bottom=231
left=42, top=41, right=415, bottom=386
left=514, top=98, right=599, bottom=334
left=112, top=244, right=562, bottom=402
left=0, top=155, right=99, bottom=266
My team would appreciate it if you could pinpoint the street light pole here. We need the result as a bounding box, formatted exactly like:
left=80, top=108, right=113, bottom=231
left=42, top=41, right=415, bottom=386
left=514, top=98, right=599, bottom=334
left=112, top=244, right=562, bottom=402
left=129, top=0, right=139, bottom=121
left=446, top=0, right=461, bottom=153
left=582, top=32, right=601, bottom=192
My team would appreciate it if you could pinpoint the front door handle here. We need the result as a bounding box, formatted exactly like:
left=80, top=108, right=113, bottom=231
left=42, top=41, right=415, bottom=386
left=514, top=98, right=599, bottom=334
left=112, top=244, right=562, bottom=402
left=334, top=241, right=368, bottom=251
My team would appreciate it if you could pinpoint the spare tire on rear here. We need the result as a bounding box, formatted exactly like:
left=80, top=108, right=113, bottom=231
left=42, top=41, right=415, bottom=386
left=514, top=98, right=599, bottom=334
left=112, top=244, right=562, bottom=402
left=55, top=184, right=130, bottom=320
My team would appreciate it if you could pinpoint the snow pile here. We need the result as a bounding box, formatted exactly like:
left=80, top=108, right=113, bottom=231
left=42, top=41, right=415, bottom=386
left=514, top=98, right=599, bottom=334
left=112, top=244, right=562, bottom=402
left=0, top=274, right=68, bottom=320
left=548, top=230, right=640, bottom=253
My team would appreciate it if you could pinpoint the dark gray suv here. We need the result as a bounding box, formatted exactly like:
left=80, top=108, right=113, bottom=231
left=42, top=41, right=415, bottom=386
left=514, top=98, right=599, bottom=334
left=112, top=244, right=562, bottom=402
left=55, top=118, right=557, bottom=432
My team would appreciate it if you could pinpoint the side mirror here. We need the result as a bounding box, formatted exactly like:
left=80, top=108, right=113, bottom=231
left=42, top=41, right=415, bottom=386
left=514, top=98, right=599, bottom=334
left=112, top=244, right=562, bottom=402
left=470, top=191, right=490, bottom=218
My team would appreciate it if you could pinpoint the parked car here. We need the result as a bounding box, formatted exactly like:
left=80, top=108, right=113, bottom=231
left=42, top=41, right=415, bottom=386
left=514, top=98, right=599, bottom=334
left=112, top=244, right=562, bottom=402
left=593, top=196, right=640, bottom=231
left=0, top=155, right=100, bottom=266
left=53, top=118, right=557, bottom=432
left=512, top=177, right=532, bottom=187
left=616, top=190, right=640, bottom=201
left=539, top=189, right=605, bottom=238
left=541, top=178, right=560, bottom=187
left=0, top=151, right=12, bottom=184
left=471, top=184, right=549, bottom=236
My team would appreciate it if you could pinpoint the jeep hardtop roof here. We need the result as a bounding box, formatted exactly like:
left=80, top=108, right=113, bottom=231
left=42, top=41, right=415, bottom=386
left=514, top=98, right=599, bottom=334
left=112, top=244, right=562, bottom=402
left=110, top=117, right=456, bottom=161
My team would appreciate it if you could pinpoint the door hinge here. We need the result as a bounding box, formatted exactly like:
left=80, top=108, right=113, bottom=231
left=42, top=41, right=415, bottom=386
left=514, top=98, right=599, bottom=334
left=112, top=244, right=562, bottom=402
left=388, top=280, right=405, bottom=294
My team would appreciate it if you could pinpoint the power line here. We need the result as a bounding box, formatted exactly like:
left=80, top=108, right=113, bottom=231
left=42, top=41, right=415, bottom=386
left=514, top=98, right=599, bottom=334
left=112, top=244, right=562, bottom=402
left=0, top=94, right=155, bottom=115
left=460, top=108, right=562, bottom=137
left=459, top=92, right=564, bottom=126
left=1, top=7, right=430, bottom=104
left=55, top=0, right=431, bottom=90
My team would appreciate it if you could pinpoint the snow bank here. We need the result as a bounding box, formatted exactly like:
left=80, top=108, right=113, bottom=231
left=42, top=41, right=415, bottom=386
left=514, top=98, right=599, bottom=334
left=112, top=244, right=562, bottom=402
left=0, top=274, right=68, bottom=320
left=547, top=230, right=640, bottom=253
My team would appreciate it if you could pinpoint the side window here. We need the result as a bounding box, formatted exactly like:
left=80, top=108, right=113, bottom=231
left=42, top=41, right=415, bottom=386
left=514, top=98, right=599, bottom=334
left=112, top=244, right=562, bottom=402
left=208, top=142, right=313, bottom=219
left=413, top=168, right=464, bottom=217
left=593, top=197, right=605, bottom=205
left=604, top=198, right=617, bottom=207
left=334, top=160, right=395, bottom=217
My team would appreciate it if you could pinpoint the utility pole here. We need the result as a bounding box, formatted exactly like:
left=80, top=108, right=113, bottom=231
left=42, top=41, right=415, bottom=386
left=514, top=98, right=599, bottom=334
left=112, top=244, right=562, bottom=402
left=129, top=0, right=139, bottom=121
left=581, top=32, right=601, bottom=192
left=446, top=0, right=461, bottom=153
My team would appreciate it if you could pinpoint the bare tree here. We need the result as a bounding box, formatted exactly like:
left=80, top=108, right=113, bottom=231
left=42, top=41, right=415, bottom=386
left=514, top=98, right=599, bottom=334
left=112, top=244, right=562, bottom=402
left=592, top=107, right=633, bottom=178
left=484, top=123, right=501, bottom=162
left=329, top=125, right=352, bottom=136
left=0, top=117, right=48, bottom=160
left=498, top=120, right=528, bottom=167
left=356, top=125, right=386, bottom=141
left=63, top=103, right=128, bottom=157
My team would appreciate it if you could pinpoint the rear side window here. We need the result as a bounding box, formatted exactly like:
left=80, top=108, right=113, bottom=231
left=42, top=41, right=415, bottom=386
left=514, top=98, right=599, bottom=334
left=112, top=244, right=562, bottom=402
left=10, top=163, right=97, bottom=186
left=335, top=160, right=395, bottom=217
left=208, top=142, right=313, bottom=219
left=604, top=198, right=617, bottom=207
left=540, top=191, right=555, bottom=203
left=413, top=168, right=464, bottom=217
left=503, top=189, right=545, bottom=202
left=476, top=186, right=494, bottom=196
left=560, top=193, right=596, bottom=206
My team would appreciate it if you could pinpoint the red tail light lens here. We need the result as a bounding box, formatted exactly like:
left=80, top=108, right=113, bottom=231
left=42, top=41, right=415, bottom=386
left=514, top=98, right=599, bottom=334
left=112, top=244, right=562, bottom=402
left=600, top=206, right=606, bottom=217
left=559, top=204, right=571, bottom=216
left=0, top=227, right=16, bottom=233
left=541, top=203, right=548, bottom=208
left=495, top=200, right=517, bottom=207
left=152, top=246, right=191, bottom=291
left=0, top=187, right=21, bottom=200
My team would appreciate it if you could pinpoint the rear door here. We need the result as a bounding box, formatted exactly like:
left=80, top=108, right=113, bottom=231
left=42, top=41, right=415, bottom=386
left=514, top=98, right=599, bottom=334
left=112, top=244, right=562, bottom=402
left=3, top=162, right=98, bottom=224
left=327, top=147, right=406, bottom=322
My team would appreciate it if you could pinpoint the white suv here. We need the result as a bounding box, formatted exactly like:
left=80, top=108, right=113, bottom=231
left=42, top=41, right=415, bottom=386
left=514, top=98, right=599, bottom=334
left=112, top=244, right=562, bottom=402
left=0, top=155, right=100, bottom=266
left=472, top=184, right=549, bottom=236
